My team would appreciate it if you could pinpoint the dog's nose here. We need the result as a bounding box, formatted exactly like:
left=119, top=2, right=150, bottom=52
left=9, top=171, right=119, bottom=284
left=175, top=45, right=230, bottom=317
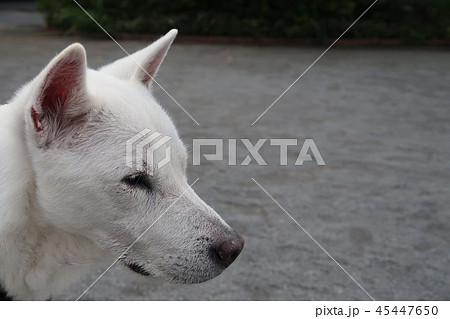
left=212, top=231, right=245, bottom=268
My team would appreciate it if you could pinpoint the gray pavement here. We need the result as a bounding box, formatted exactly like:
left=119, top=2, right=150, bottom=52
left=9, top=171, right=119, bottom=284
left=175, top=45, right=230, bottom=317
left=0, top=31, right=449, bottom=300
left=0, top=2, right=44, bottom=32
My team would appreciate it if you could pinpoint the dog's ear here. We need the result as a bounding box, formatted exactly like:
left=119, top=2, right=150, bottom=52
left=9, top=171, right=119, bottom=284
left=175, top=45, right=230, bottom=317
left=100, top=29, right=177, bottom=87
left=29, top=43, right=88, bottom=142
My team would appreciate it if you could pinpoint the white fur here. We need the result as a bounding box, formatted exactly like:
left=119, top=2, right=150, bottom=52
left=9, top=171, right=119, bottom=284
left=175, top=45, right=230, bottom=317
left=0, top=30, right=241, bottom=300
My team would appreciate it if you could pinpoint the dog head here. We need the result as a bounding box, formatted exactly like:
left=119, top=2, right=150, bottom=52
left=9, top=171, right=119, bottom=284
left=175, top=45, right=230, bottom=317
left=24, top=30, right=244, bottom=283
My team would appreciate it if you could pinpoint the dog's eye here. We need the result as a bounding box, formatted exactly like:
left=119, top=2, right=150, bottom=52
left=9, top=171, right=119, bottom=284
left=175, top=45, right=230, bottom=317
left=122, top=173, right=153, bottom=192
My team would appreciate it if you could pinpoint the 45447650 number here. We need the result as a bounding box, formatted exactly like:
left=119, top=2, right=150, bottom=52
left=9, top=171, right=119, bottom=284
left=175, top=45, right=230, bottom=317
left=376, top=306, right=438, bottom=316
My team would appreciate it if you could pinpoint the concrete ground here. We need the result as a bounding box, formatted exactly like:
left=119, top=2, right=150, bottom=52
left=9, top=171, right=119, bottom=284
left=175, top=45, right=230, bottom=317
left=0, top=12, right=449, bottom=300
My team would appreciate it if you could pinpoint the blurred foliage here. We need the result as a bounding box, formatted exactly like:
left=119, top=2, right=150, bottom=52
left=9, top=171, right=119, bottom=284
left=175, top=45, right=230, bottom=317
left=37, top=0, right=449, bottom=42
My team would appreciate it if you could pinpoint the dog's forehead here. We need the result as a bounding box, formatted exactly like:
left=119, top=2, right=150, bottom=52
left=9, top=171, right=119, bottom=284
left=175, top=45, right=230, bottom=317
left=87, top=70, right=179, bottom=137
left=83, top=70, right=187, bottom=164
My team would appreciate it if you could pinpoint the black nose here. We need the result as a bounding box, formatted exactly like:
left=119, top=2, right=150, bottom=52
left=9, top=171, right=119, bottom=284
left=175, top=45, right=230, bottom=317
left=211, top=231, right=245, bottom=268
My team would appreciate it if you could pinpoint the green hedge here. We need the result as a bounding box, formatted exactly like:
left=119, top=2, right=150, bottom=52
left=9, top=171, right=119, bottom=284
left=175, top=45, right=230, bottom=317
left=37, top=0, right=450, bottom=42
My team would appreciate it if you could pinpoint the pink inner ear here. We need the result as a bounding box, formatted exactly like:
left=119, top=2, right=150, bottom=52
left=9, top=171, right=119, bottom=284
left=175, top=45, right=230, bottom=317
left=31, top=107, right=43, bottom=132
left=40, top=58, right=83, bottom=115
left=141, top=50, right=166, bottom=85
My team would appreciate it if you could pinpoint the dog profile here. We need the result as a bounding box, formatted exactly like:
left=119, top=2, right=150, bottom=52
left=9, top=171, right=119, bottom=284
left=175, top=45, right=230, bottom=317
left=0, top=30, right=244, bottom=300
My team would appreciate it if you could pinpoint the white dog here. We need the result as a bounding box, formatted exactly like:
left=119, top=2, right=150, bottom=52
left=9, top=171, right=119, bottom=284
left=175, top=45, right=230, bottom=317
left=0, top=30, right=244, bottom=300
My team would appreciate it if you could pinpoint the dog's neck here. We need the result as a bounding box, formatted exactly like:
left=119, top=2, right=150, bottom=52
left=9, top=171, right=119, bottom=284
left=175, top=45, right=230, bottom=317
left=0, top=218, right=109, bottom=300
left=0, top=102, right=110, bottom=300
